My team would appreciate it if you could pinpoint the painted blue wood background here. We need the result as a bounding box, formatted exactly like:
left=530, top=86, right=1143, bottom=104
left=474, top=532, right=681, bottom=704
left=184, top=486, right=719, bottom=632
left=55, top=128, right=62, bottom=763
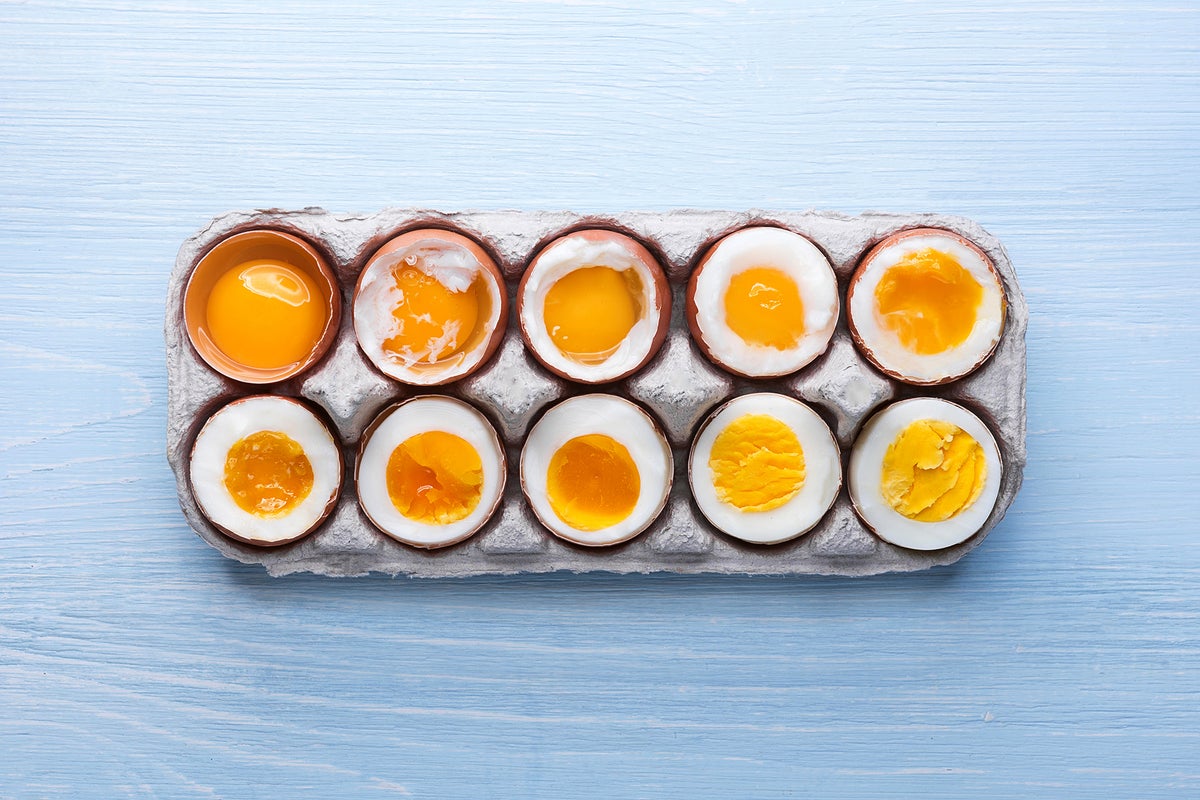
left=2, top=1, right=1198, bottom=797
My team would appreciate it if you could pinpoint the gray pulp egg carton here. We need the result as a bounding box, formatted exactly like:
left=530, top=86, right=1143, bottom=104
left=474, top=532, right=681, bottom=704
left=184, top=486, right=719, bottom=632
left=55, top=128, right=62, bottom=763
left=165, top=208, right=1027, bottom=577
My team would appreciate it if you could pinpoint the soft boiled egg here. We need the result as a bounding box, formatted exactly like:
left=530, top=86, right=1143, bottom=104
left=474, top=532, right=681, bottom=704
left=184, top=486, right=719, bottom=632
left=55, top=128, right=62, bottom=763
left=518, top=229, right=670, bottom=383
left=686, top=226, right=839, bottom=378
left=849, top=397, right=1002, bottom=550
left=189, top=395, right=343, bottom=546
left=848, top=228, right=1006, bottom=385
left=689, top=393, right=840, bottom=544
left=521, top=394, right=672, bottom=546
left=356, top=396, right=505, bottom=549
left=354, top=229, right=507, bottom=385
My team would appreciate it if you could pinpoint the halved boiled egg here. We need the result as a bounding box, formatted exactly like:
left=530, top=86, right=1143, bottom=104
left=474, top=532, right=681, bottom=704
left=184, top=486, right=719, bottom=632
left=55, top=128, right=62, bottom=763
left=849, top=397, right=1002, bottom=550
left=518, top=229, right=670, bottom=383
left=521, top=394, right=672, bottom=546
left=848, top=228, right=1006, bottom=385
left=189, top=395, right=343, bottom=546
left=356, top=396, right=505, bottom=549
left=686, top=226, right=839, bottom=378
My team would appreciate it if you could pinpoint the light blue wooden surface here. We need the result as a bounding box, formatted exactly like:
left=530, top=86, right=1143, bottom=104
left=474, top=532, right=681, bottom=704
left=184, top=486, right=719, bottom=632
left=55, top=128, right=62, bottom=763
left=2, top=1, right=1198, bottom=797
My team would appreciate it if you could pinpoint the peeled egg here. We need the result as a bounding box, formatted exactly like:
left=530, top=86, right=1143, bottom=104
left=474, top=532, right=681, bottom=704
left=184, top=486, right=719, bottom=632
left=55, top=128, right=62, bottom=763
left=356, top=396, right=505, bottom=549
left=686, top=226, right=839, bottom=378
left=189, top=395, right=343, bottom=546
left=848, top=228, right=1006, bottom=385
left=521, top=394, right=672, bottom=546
left=689, top=393, right=840, bottom=544
left=518, top=229, right=670, bottom=383
left=849, top=397, right=1002, bottom=550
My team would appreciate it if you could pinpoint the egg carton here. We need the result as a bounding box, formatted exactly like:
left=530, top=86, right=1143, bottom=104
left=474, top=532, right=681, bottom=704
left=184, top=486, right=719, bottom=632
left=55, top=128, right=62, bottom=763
left=165, top=208, right=1027, bottom=577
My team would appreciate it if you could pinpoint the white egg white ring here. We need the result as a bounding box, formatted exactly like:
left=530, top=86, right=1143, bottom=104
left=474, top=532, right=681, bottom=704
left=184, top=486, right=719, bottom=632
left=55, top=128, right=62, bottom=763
left=521, top=394, right=672, bottom=546
left=689, top=394, right=841, bottom=545
left=849, top=397, right=1002, bottom=551
left=190, top=396, right=342, bottom=546
left=357, top=396, right=505, bottom=548
left=692, top=227, right=839, bottom=377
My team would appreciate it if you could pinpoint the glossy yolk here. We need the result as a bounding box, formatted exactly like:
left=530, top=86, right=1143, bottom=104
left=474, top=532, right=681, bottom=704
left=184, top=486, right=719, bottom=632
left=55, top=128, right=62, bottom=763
left=206, top=260, right=327, bottom=370
left=384, top=267, right=483, bottom=364
left=881, top=419, right=987, bottom=522
left=874, top=248, right=983, bottom=355
left=546, top=434, right=640, bottom=531
left=386, top=431, right=484, bottom=525
left=723, top=267, right=806, bottom=350
left=709, top=414, right=806, bottom=512
left=543, top=267, right=642, bottom=363
left=224, top=430, right=314, bottom=517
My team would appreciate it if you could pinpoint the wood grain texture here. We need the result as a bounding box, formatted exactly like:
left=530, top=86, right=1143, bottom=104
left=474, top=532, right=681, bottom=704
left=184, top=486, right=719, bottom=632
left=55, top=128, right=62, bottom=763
left=1, top=0, right=1198, bottom=797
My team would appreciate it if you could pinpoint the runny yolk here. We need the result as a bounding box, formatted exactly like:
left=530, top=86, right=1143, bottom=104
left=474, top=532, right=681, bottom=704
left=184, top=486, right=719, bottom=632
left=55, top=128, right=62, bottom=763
left=543, top=267, right=642, bottom=363
left=709, top=414, right=805, bottom=512
left=723, top=267, right=806, bottom=350
left=874, top=248, right=983, bottom=355
left=224, top=430, right=314, bottom=517
left=546, top=434, right=640, bottom=531
left=387, top=431, right=484, bottom=525
left=384, top=266, right=483, bottom=365
left=206, top=260, right=328, bottom=370
left=881, top=419, right=987, bottom=522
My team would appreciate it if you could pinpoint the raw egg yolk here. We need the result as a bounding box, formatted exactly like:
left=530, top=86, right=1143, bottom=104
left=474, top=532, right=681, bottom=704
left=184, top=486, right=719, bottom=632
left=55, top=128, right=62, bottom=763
left=723, top=267, right=806, bottom=350
left=207, top=260, right=327, bottom=370
left=387, top=431, right=484, bottom=525
left=543, top=267, right=642, bottom=363
left=881, top=419, right=987, bottom=522
left=874, top=248, right=983, bottom=355
left=384, top=267, right=483, bottom=364
left=709, top=414, right=806, bottom=512
left=546, top=434, right=640, bottom=531
left=224, top=430, right=314, bottom=517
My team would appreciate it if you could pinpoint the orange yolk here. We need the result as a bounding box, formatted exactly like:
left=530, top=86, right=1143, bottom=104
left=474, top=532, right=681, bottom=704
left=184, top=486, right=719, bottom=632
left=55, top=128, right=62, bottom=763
left=384, top=267, right=484, bottom=365
left=874, top=248, right=983, bottom=355
left=387, top=431, right=483, bottom=525
left=723, top=267, right=806, bottom=350
left=709, top=414, right=805, bottom=512
left=881, top=419, right=987, bottom=522
left=546, top=434, right=640, bottom=531
left=543, top=267, right=642, bottom=363
left=224, top=430, right=314, bottom=517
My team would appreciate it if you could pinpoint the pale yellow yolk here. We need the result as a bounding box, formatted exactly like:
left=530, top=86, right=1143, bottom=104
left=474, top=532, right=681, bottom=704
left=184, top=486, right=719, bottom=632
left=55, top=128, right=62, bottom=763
left=881, top=419, right=987, bottom=522
left=386, top=431, right=484, bottom=525
left=224, top=430, right=314, bottom=517
left=546, top=434, right=640, bottom=531
left=709, top=414, right=806, bottom=512
left=723, top=267, right=806, bottom=350
left=874, top=248, right=983, bottom=355
left=543, top=266, right=642, bottom=363
left=384, top=267, right=483, bottom=364
left=206, top=260, right=327, bottom=370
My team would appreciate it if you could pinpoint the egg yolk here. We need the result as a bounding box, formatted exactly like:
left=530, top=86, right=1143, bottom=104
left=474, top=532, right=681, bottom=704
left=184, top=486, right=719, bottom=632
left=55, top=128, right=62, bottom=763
left=543, top=267, right=643, bottom=363
left=384, top=266, right=484, bottom=365
left=709, top=414, right=806, bottom=512
left=206, top=260, right=328, bottom=370
left=723, top=268, right=806, bottom=350
left=874, top=248, right=983, bottom=355
left=881, top=419, right=987, bottom=522
left=546, top=434, right=640, bottom=531
left=386, top=431, right=484, bottom=525
left=224, top=430, right=314, bottom=517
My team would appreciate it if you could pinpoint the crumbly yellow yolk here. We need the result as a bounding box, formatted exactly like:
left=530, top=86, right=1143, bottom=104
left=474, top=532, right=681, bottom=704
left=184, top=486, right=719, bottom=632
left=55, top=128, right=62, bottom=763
left=881, top=419, right=987, bottom=522
left=874, top=248, right=983, bottom=355
left=207, top=260, right=327, bottom=370
left=384, top=267, right=484, bottom=364
left=387, top=431, right=484, bottom=525
left=723, top=267, right=806, bottom=350
left=224, top=430, right=314, bottom=517
left=709, top=414, right=805, bottom=512
left=543, top=267, right=642, bottom=363
left=546, top=434, right=640, bottom=531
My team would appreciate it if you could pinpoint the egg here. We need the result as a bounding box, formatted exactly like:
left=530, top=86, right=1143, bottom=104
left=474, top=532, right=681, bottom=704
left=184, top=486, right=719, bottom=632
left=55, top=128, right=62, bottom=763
left=521, top=394, right=672, bottom=546
left=848, top=228, right=1006, bottom=385
left=689, top=393, right=840, bottom=544
left=354, top=229, right=507, bottom=386
left=848, top=397, right=1002, bottom=550
left=356, top=396, right=505, bottom=549
left=189, top=395, right=343, bottom=546
left=686, top=226, right=839, bottom=378
left=518, top=229, right=670, bottom=383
